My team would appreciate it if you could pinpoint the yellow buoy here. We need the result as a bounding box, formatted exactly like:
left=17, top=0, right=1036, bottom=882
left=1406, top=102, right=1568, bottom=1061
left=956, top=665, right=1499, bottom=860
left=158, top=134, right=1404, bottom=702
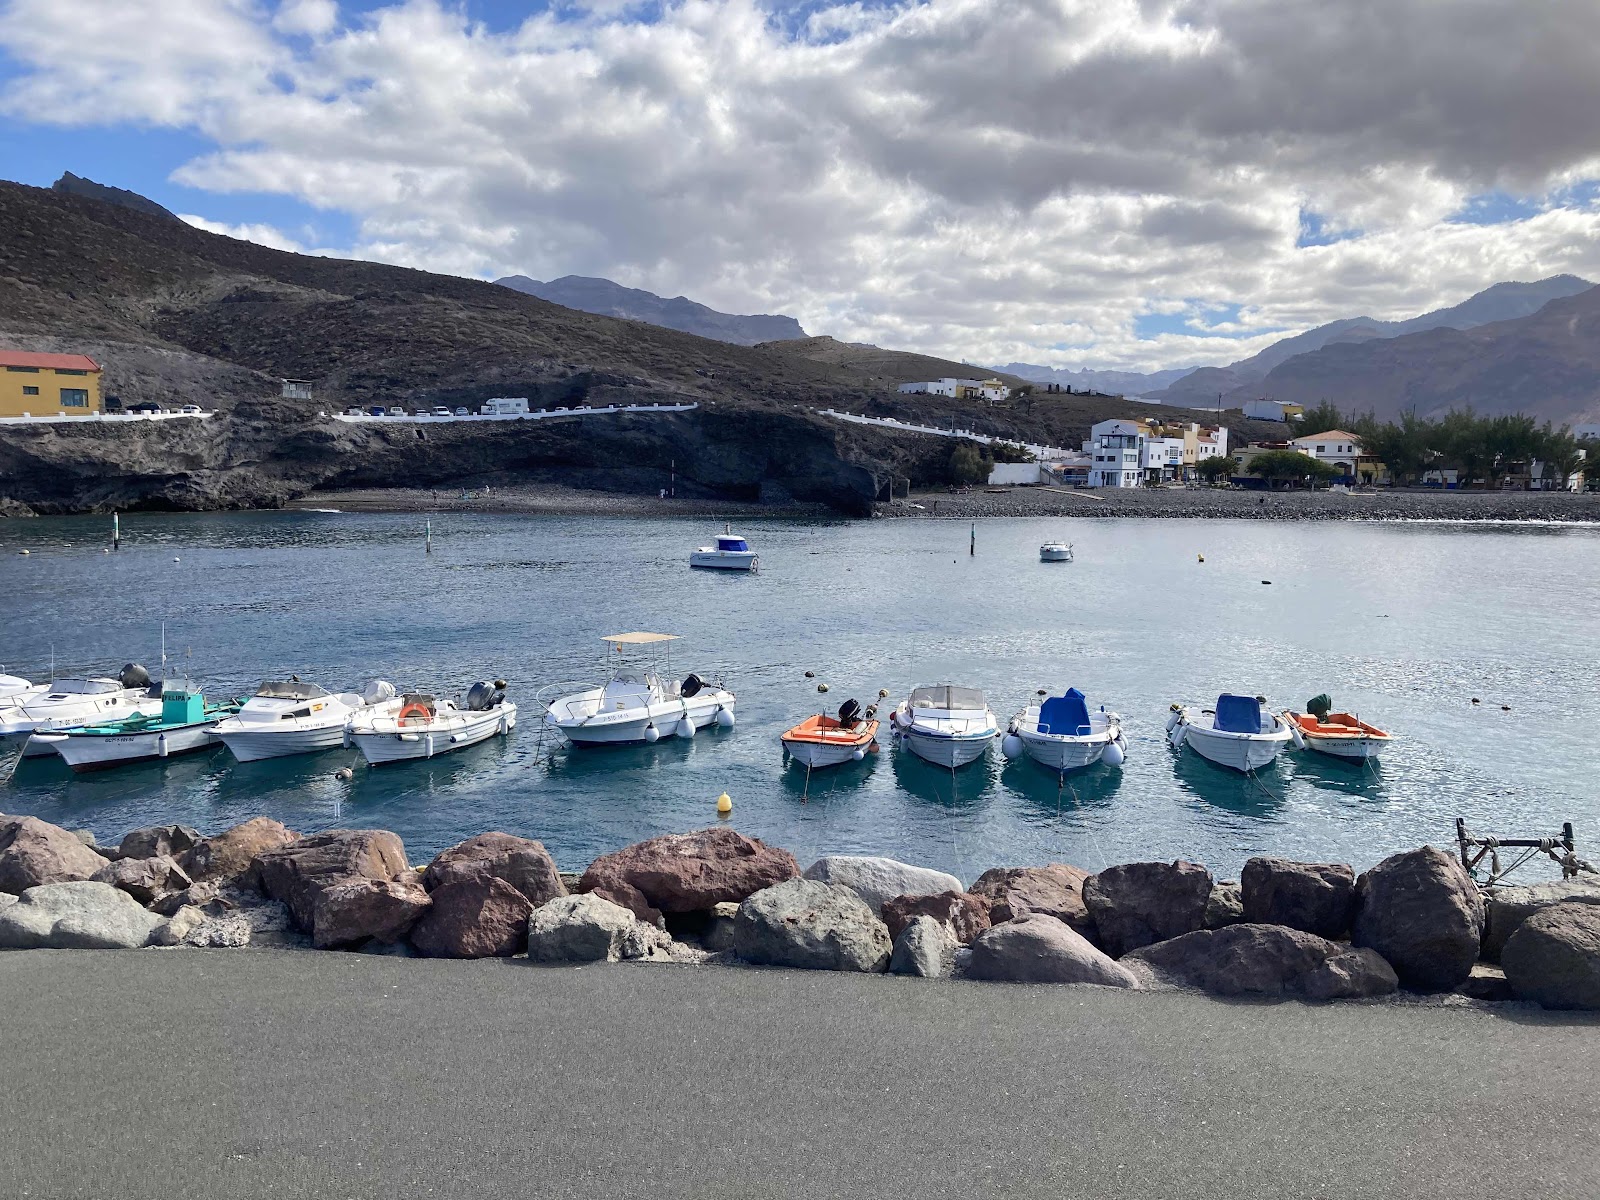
left=716, top=792, right=733, bottom=816
left=817, top=682, right=829, bottom=693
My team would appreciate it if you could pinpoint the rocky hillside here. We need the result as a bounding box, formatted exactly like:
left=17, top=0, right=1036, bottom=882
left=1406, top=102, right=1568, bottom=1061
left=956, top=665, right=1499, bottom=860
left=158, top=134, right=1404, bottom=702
left=495, top=275, right=806, bottom=345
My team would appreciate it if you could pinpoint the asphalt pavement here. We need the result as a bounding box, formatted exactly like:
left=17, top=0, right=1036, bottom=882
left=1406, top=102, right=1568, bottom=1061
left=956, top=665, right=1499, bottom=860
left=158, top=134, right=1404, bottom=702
left=2, top=950, right=1596, bottom=1199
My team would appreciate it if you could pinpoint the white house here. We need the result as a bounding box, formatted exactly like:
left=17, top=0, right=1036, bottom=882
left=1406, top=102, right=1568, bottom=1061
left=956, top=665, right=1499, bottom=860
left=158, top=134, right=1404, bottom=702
left=1290, top=429, right=1361, bottom=478
left=1084, top=419, right=1146, bottom=487
left=896, top=377, right=1008, bottom=401
left=1083, top=419, right=1228, bottom=486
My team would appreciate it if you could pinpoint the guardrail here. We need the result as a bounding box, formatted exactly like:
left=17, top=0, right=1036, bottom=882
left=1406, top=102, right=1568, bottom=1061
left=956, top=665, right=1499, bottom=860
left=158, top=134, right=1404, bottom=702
left=0, top=411, right=213, bottom=426
left=812, top=407, right=1076, bottom=462
left=329, top=402, right=699, bottom=424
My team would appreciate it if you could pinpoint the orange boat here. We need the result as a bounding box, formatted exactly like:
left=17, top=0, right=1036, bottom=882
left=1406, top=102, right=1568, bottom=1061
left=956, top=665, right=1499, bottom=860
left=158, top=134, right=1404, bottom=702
left=781, top=699, right=879, bottom=769
left=1284, top=709, right=1393, bottom=761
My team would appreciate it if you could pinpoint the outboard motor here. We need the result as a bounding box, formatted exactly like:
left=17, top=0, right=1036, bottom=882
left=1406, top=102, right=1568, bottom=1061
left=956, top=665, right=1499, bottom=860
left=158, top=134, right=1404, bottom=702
left=363, top=679, right=397, bottom=706
left=464, top=680, right=503, bottom=712
left=681, top=673, right=705, bottom=699
left=119, top=663, right=151, bottom=690
left=837, top=698, right=862, bottom=728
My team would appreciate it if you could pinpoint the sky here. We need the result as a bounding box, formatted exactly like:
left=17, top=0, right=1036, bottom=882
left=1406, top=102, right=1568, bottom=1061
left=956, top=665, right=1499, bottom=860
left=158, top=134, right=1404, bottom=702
left=2, top=0, right=1600, bottom=373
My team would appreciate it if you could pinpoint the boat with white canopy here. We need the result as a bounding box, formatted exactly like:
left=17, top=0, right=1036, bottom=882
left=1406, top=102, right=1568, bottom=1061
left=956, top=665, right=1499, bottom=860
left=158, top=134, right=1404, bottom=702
left=890, top=684, right=998, bottom=769
left=212, top=678, right=401, bottom=762
left=690, top=527, right=759, bottom=572
left=1039, top=541, right=1074, bottom=563
left=541, top=633, right=736, bottom=747
left=1167, top=693, right=1294, bottom=773
left=1002, top=687, right=1125, bottom=773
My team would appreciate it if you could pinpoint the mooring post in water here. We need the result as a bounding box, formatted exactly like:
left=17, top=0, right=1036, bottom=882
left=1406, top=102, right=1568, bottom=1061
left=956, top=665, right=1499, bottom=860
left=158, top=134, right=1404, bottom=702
left=425, top=518, right=433, bottom=555
left=111, top=511, right=120, bottom=551
left=970, top=522, right=975, bottom=557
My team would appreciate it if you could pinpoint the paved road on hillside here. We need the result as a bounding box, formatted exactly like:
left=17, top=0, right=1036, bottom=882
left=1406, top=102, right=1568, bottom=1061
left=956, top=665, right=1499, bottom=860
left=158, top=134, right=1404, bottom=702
left=2, top=951, right=1596, bottom=1199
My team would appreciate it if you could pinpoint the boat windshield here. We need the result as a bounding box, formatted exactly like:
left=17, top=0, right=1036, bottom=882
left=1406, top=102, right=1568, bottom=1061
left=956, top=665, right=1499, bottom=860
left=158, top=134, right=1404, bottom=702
left=47, top=677, right=120, bottom=696
left=716, top=537, right=749, bottom=551
left=254, top=680, right=331, bottom=700
left=909, top=685, right=986, bottom=711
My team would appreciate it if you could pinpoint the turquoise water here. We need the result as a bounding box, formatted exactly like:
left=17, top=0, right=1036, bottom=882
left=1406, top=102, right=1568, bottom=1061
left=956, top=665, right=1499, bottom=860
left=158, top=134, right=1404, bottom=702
left=2, top=510, right=1595, bottom=882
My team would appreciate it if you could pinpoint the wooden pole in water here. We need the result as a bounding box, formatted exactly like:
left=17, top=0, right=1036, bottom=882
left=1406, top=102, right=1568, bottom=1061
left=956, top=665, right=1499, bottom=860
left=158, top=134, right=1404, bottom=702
left=425, top=519, right=433, bottom=554
left=111, top=511, right=120, bottom=551
left=969, top=522, right=975, bottom=556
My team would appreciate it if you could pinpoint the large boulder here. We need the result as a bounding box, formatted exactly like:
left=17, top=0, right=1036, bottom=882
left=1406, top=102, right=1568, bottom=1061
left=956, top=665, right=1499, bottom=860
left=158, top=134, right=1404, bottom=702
left=1500, top=902, right=1600, bottom=1010
left=1125, top=924, right=1397, bottom=1000
left=966, top=913, right=1140, bottom=987
left=889, top=915, right=955, bottom=978
left=801, top=856, right=962, bottom=914
left=410, top=876, right=532, bottom=958
left=881, top=890, right=992, bottom=945
left=1240, top=857, right=1357, bottom=938
left=151, top=904, right=253, bottom=948
left=1482, top=877, right=1600, bottom=962
left=423, top=833, right=566, bottom=907
left=0, top=881, right=166, bottom=949
left=0, top=816, right=109, bottom=893
left=118, top=824, right=202, bottom=862
left=579, top=828, right=799, bottom=922
left=1203, top=881, right=1245, bottom=929
left=91, top=855, right=193, bottom=905
left=179, top=817, right=299, bottom=887
left=527, top=894, right=670, bottom=963
left=1353, top=847, right=1483, bottom=991
left=255, top=829, right=409, bottom=932
left=1082, top=861, right=1213, bottom=957
left=969, top=864, right=1093, bottom=935
left=732, top=878, right=891, bottom=972
left=312, top=880, right=432, bottom=950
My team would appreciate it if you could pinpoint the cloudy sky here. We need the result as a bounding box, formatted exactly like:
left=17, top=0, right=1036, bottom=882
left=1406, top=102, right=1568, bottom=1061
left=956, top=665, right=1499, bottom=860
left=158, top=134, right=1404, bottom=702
left=2, top=0, right=1599, bottom=372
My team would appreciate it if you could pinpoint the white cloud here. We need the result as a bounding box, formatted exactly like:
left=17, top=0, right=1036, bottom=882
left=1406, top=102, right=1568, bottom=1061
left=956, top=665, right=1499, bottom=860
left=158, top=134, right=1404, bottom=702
left=5, top=0, right=1600, bottom=372
left=179, top=213, right=307, bottom=253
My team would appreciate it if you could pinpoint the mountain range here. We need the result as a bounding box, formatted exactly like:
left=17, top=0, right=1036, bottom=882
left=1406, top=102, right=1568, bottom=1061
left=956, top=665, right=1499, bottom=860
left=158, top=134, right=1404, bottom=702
left=495, top=274, right=807, bottom=346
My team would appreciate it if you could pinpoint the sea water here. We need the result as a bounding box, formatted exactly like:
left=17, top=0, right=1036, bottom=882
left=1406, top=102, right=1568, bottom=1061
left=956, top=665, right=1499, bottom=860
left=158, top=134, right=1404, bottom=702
left=2, top=509, right=1595, bottom=881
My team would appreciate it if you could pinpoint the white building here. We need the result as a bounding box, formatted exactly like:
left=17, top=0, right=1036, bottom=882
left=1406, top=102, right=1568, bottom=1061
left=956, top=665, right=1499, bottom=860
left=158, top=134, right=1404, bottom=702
left=1290, top=429, right=1361, bottom=477
left=1083, top=419, right=1228, bottom=487
left=896, top=377, right=1009, bottom=402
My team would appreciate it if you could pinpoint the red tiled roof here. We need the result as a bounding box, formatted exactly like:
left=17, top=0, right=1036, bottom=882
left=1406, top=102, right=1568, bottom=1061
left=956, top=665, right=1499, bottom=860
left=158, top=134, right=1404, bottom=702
left=1297, top=429, right=1359, bottom=441
left=0, top=351, right=101, bottom=371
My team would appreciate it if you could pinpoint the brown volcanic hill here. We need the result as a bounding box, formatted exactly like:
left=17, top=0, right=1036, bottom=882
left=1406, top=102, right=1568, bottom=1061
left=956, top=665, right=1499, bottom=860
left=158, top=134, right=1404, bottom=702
left=760, top=336, right=1026, bottom=389
left=1249, top=286, right=1600, bottom=423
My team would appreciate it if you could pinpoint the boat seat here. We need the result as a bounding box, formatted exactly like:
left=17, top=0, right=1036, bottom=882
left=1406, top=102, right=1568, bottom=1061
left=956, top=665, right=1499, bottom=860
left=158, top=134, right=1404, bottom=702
left=1214, top=694, right=1264, bottom=734
left=1038, top=688, right=1091, bottom=736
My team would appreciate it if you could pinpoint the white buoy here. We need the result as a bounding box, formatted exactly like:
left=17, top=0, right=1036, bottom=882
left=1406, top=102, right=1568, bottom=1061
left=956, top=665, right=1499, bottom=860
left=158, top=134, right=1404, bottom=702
left=676, top=716, right=696, bottom=739
left=335, top=767, right=353, bottom=781
left=851, top=746, right=866, bottom=762
left=643, top=724, right=660, bottom=743
left=18, top=549, right=29, bottom=556
left=1001, top=733, right=1023, bottom=760
left=1101, top=739, right=1125, bottom=767
left=156, top=733, right=169, bottom=759
left=715, top=707, right=735, bottom=729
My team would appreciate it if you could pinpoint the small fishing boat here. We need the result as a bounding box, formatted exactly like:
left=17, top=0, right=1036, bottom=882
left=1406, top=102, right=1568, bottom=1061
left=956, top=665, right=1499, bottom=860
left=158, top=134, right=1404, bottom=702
left=690, top=526, right=759, bottom=572
left=781, top=698, right=879, bottom=768
left=347, top=681, right=515, bottom=765
left=37, top=680, right=242, bottom=773
left=541, top=633, right=735, bottom=747
left=0, top=665, right=163, bottom=758
left=1283, top=696, right=1393, bottom=761
left=1002, top=687, right=1125, bottom=773
left=1039, top=541, right=1074, bottom=562
left=890, top=684, right=997, bottom=769
left=212, top=678, right=401, bottom=762
left=1166, top=693, right=1293, bottom=773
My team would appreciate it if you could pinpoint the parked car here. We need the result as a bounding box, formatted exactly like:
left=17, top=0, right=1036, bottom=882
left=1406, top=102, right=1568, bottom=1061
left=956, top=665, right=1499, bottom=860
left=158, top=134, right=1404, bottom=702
left=386, top=406, right=405, bottom=416
left=454, top=407, right=469, bottom=417
left=126, top=402, right=162, bottom=414
left=179, top=404, right=203, bottom=415
left=366, top=406, right=386, bottom=416
left=431, top=406, right=453, bottom=417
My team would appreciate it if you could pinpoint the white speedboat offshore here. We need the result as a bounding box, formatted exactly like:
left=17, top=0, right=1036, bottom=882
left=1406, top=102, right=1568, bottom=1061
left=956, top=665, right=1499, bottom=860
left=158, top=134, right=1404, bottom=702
left=541, top=633, right=736, bottom=747
left=1039, top=541, right=1074, bottom=562
left=891, top=684, right=998, bottom=769
left=38, top=681, right=242, bottom=773
left=0, top=665, right=163, bottom=758
left=1167, top=693, right=1293, bottom=773
left=690, top=527, right=759, bottom=572
left=1002, top=687, right=1125, bottom=773
left=348, top=681, right=515, bottom=765
left=213, top=678, right=401, bottom=762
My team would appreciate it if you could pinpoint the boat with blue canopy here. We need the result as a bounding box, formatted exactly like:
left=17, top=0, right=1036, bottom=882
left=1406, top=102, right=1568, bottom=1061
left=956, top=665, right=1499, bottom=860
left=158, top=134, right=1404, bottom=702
left=1002, top=686, right=1125, bottom=773
left=1166, top=692, right=1293, bottom=773
left=690, top=526, right=759, bottom=571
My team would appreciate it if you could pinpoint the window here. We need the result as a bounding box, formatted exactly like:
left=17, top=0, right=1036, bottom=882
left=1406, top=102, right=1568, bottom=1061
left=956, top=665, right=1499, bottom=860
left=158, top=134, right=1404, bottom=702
left=55, top=368, right=88, bottom=376
left=5, top=365, right=39, bottom=373
left=22, top=386, right=38, bottom=395
left=59, top=388, right=89, bottom=407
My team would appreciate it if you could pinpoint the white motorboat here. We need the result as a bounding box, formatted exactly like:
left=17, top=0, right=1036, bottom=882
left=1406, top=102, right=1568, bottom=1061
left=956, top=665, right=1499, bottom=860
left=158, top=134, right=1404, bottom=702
left=37, top=681, right=242, bottom=773
left=0, top=673, right=39, bottom=703
left=0, top=665, right=163, bottom=758
left=541, top=633, right=736, bottom=747
left=212, top=678, right=401, bottom=762
left=1002, top=687, right=1126, bottom=773
left=1039, top=542, right=1074, bottom=562
left=890, top=684, right=998, bottom=769
left=348, top=681, right=516, bottom=765
left=1167, top=693, right=1293, bottom=773
left=690, top=527, right=759, bottom=572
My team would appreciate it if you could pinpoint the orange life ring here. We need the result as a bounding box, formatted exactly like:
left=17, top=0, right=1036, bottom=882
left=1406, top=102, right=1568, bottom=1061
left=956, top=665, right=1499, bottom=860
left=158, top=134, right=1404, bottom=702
left=397, top=701, right=432, bottom=725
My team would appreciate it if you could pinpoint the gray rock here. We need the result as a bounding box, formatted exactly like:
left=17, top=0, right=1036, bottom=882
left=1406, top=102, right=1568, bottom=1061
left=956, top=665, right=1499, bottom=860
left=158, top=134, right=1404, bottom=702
left=1240, top=857, right=1356, bottom=938
left=889, top=915, right=954, bottom=978
left=1083, top=860, right=1213, bottom=957
left=0, top=816, right=109, bottom=893
left=527, top=893, right=670, bottom=963
left=71, top=829, right=101, bottom=850
left=1482, top=877, right=1600, bottom=962
left=733, top=878, right=892, bottom=972
left=1353, top=846, right=1484, bottom=991
left=802, top=855, right=963, bottom=914
left=701, top=901, right=739, bottom=953
left=1501, top=901, right=1600, bottom=1010
left=967, top=913, right=1140, bottom=987
left=1203, top=881, right=1244, bottom=929
left=0, top=881, right=166, bottom=949
left=91, top=854, right=193, bottom=905
left=1125, top=924, right=1397, bottom=1000
left=118, top=824, right=202, bottom=861
left=149, top=904, right=249, bottom=948
left=1455, top=963, right=1513, bottom=1003
left=149, top=881, right=221, bottom=917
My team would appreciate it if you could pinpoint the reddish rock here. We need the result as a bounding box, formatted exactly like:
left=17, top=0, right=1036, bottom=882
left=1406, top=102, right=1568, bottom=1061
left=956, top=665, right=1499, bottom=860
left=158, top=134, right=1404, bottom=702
left=969, top=864, right=1093, bottom=936
left=313, top=879, right=432, bottom=949
left=578, top=828, right=799, bottom=922
left=1353, top=846, right=1484, bottom=991
left=91, top=854, right=193, bottom=905
left=1125, top=924, right=1397, bottom=1000
left=424, top=832, right=565, bottom=906
left=180, top=817, right=300, bottom=887
left=1240, top=857, right=1357, bottom=938
left=118, top=824, right=203, bottom=862
left=410, top=876, right=532, bottom=958
left=0, top=816, right=109, bottom=893
left=1083, top=860, right=1213, bottom=957
left=881, top=890, right=992, bottom=945
left=254, top=829, right=409, bottom=932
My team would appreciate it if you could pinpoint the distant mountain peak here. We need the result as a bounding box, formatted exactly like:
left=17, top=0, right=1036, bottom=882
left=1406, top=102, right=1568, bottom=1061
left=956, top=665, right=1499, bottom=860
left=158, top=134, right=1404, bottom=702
left=51, top=172, right=180, bottom=222
left=496, top=274, right=807, bottom=346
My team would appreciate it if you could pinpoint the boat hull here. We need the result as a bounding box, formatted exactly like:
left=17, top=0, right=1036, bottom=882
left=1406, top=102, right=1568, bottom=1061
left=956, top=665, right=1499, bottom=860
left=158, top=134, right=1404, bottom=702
left=898, top=727, right=992, bottom=769
left=554, top=693, right=735, bottom=747
left=1181, top=725, right=1290, bottom=773
left=1018, top=731, right=1113, bottom=772
left=1302, top=734, right=1387, bottom=761
left=350, top=705, right=515, bottom=765
left=689, top=551, right=759, bottom=571
left=215, top=723, right=349, bottom=762
left=1039, top=547, right=1073, bottom=562
left=48, top=725, right=221, bottom=773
